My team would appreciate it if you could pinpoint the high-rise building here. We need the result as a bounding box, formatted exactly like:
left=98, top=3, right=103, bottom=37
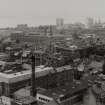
left=56, top=18, right=64, bottom=29
left=86, top=17, right=94, bottom=29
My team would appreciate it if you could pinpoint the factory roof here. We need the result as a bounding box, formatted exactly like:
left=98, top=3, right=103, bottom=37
left=38, top=74, right=97, bottom=98
left=14, top=74, right=96, bottom=105
left=14, top=74, right=97, bottom=105
left=37, top=80, right=89, bottom=99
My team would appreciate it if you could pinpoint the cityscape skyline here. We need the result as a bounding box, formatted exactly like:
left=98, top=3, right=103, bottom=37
left=0, top=0, right=105, bottom=27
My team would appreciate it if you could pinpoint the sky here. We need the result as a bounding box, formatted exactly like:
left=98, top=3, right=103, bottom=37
left=0, top=0, right=105, bottom=27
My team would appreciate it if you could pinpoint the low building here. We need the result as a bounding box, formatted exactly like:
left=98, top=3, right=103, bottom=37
left=13, top=77, right=91, bottom=105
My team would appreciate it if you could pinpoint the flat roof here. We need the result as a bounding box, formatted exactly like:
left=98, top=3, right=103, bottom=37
left=0, top=66, right=53, bottom=83
left=0, top=65, right=72, bottom=83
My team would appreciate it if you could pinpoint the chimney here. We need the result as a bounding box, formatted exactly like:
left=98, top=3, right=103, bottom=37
left=31, top=53, right=37, bottom=97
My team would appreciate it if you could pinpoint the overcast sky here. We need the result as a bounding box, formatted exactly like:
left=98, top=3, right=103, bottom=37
left=0, top=0, right=105, bottom=27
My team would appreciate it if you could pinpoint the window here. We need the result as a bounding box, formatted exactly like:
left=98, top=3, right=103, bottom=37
left=39, top=97, right=50, bottom=103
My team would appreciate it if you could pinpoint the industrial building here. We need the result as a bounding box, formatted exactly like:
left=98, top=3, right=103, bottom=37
left=0, top=64, right=73, bottom=97
left=12, top=74, right=98, bottom=105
